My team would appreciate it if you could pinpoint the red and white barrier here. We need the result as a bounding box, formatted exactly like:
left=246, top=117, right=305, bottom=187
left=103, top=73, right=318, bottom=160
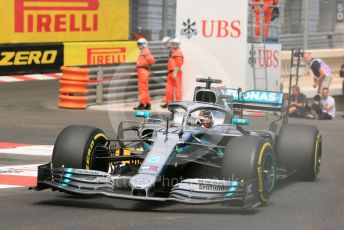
left=0, top=73, right=61, bottom=83
left=0, top=142, right=53, bottom=189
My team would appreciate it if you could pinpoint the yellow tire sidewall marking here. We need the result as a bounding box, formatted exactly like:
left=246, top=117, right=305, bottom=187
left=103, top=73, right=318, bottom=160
left=313, top=134, right=321, bottom=177
left=257, top=142, right=272, bottom=203
left=85, top=133, right=107, bottom=170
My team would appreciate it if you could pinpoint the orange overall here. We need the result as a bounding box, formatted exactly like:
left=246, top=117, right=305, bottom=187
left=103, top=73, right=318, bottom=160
left=252, top=0, right=278, bottom=38
left=136, top=47, right=155, bottom=105
left=165, top=48, right=184, bottom=103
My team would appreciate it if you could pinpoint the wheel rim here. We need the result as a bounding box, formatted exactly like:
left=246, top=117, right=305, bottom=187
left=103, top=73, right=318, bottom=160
left=314, top=136, right=322, bottom=176
left=262, top=152, right=276, bottom=193
left=89, top=135, right=108, bottom=172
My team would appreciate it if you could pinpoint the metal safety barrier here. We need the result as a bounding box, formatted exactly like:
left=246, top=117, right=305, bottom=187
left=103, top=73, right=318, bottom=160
left=59, top=41, right=170, bottom=109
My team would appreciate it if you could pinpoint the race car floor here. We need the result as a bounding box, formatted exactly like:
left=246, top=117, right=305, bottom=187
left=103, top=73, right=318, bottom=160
left=0, top=80, right=343, bottom=230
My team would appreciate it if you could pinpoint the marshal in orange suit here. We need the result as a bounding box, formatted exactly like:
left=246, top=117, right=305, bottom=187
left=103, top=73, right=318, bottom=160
left=161, top=38, right=184, bottom=108
left=134, top=38, right=155, bottom=110
left=251, top=0, right=279, bottom=38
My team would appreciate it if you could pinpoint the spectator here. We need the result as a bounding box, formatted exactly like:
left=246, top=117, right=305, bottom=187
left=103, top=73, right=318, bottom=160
left=289, top=85, right=314, bottom=119
left=303, top=52, right=332, bottom=94
left=312, top=87, right=336, bottom=120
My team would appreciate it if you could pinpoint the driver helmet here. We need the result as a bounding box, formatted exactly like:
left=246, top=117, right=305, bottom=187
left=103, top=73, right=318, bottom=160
left=198, top=110, right=213, bottom=128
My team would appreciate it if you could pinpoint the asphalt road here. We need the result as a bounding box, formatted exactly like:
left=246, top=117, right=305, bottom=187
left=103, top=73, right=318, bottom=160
left=0, top=80, right=344, bottom=230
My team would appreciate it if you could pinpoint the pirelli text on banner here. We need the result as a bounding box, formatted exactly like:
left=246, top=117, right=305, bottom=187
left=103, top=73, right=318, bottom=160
left=64, top=41, right=138, bottom=66
left=0, top=43, right=64, bottom=75
left=0, top=0, right=129, bottom=43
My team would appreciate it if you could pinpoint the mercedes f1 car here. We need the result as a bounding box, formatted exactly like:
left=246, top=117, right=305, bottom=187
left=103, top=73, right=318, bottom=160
left=36, top=78, right=322, bottom=208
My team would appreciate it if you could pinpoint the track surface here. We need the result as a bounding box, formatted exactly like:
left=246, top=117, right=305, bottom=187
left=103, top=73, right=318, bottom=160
left=0, top=80, right=344, bottom=230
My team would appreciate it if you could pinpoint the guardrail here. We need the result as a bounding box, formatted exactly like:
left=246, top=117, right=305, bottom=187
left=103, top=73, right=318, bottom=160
left=59, top=41, right=169, bottom=109
left=281, top=48, right=344, bottom=79
left=280, top=32, right=344, bottom=50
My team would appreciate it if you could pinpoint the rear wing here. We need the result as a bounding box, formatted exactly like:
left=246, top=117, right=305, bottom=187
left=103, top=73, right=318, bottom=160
left=221, top=88, right=285, bottom=112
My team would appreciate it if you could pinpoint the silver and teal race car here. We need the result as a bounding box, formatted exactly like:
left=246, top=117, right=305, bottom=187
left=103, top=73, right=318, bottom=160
left=36, top=78, right=322, bottom=208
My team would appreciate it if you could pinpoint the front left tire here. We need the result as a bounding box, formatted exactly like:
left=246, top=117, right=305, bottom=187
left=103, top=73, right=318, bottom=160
left=222, top=136, right=277, bottom=205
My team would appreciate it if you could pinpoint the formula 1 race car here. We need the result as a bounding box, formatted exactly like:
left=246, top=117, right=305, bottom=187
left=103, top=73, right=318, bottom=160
left=36, top=78, right=322, bottom=208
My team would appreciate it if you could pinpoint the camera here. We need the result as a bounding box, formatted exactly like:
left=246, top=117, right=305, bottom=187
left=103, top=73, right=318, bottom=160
left=314, top=94, right=321, bottom=102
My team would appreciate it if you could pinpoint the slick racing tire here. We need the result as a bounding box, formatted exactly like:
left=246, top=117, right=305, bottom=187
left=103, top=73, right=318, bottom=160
left=222, top=136, right=276, bottom=205
left=52, top=125, right=108, bottom=172
left=276, top=124, right=322, bottom=181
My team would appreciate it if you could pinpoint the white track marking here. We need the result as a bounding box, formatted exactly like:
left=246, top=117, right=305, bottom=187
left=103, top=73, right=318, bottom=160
left=0, top=145, right=53, bottom=156
left=0, top=185, right=21, bottom=189
left=0, top=77, right=24, bottom=82
left=0, top=164, right=41, bottom=177
left=27, top=74, right=56, bottom=80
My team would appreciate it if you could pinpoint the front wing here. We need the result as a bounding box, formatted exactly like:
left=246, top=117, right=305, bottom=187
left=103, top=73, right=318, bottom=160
left=35, top=163, right=261, bottom=208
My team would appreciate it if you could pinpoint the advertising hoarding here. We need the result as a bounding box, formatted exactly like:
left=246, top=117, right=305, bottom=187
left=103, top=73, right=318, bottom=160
left=0, top=0, right=129, bottom=43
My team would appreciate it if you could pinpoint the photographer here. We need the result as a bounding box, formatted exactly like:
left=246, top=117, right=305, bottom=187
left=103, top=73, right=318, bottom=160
left=289, top=85, right=314, bottom=119
left=312, top=88, right=336, bottom=120
left=303, top=52, right=332, bottom=94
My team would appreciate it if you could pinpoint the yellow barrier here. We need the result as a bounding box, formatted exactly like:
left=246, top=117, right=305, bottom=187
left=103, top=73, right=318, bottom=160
left=0, top=0, right=129, bottom=43
left=64, top=41, right=139, bottom=66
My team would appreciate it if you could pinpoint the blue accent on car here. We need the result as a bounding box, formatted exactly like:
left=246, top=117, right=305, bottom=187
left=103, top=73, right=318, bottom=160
left=64, top=173, right=72, bottom=178
left=148, top=156, right=161, bottom=164
left=226, top=181, right=239, bottom=198
left=232, top=118, right=249, bottom=126
left=65, top=168, right=73, bottom=173
left=62, top=179, right=71, bottom=184
left=176, top=146, right=184, bottom=153
left=222, top=89, right=284, bottom=106
left=135, top=111, right=151, bottom=118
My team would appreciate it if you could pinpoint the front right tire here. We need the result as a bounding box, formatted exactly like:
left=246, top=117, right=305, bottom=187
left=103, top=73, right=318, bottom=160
left=52, top=125, right=108, bottom=172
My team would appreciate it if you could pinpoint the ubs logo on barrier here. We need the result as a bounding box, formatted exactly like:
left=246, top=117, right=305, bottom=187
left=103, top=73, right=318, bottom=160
left=87, top=47, right=127, bottom=65
left=257, top=49, right=279, bottom=68
left=180, top=19, right=198, bottom=39
left=0, top=43, right=63, bottom=75
left=249, top=47, right=279, bottom=68
left=14, top=0, right=99, bottom=33
left=180, top=18, right=242, bottom=39
left=201, top=20, right=241, bottom=38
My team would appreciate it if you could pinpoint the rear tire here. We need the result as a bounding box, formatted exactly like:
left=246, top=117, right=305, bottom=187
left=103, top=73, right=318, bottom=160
left=222, top=136, right=276, bottom=204
left=52, top=125, right=108, bottom=172
left=276, top=124, right=322, bottom=181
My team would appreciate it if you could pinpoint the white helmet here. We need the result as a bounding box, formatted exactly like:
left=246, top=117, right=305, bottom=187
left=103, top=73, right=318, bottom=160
left=161, top=36, right=171, bottom=44
left=170, top=38, right=181, bottom=45
left=137, top=38, right=148, bottom=48
left=170, top=38, right=181, bottom=48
